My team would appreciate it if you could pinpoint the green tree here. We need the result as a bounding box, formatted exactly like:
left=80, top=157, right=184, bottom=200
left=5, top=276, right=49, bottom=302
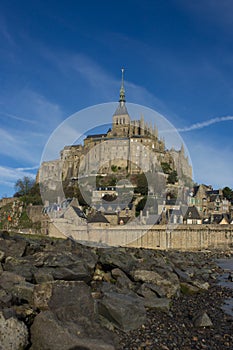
left=133, top=174, right=148, bottom=195
left=223, top=187, right=233, bottom=202
left=136, top=196, right=147, bottom=216
left=167, top=170, right=178, bottom=184
left=161, top=162, right=172, bottom=174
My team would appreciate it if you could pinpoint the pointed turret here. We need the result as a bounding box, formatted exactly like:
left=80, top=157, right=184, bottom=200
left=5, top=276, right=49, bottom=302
left=113, top=68, right=129, bottom=116
left=112, top=69, right=131, bottom=136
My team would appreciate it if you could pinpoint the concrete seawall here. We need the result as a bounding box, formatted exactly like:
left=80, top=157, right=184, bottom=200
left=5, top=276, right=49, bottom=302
left=48, top=222, right=233, bottom=250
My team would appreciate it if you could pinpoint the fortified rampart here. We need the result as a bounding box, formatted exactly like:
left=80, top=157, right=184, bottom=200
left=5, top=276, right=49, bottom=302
left=47, top=222, right=233, bottom=251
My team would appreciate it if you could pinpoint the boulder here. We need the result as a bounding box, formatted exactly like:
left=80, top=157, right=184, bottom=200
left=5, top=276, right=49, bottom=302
left=4, top=256, right=37, bottom=281
left=0, top=271, right=25, bottom=291
left=0, top=289, right=12, bottom=305
left=132, top=269, right=180, bottom=298
left=33, top=269, right=54, bottom=283
left=33, top=282, right=53, bottom=310
left=48, top=280, right=94, bottom=322
left=50, top=264, right=91, bottom=282
left=111, top=268, right=135, bottom=291
left=33, top=280, right=94, bottom=321
left=98, top=291, right=146, bottom=331
left=136, top=282, right=166, bottom=298
left=143, top=297, right=170, bottom=311
left=193, top=311, right=213, bottom=327
left=0, top=238, right=26, bottom=258
left=173, top=267, right=191, bottom=282
left=98, top=248, right=137, bottom=273
left=32, top=251, right=78, bottom=267
left=191, top=280, right=210, bottom=290
left=11, top=281, right=34, bottom=304
left=0, top=311, right=28, bottom=350
left=180, top=282, right=201, bottom=295
left=32, top=251, right=94, bottom=282
left=30, top=311, right=116, bottom=350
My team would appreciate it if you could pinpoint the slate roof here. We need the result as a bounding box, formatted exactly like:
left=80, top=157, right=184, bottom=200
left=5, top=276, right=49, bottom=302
left=87, top=212, right=110, bottom=224
left=86, top=133, right=107, bottom=139
left=71, top=206, right=87, bottom=219
left=183, top=206, right=201, bottom=220
left=212, top=214, right=230, bottom=224
left=93, top=203, right=133, bottom=212
left=113, top=102, right=129, bottom=116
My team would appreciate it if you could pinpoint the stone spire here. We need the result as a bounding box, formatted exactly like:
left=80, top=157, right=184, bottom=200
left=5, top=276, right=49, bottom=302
left=119, top=68, right=126, bottom=103
left=113, top=68, right=129, bottom=116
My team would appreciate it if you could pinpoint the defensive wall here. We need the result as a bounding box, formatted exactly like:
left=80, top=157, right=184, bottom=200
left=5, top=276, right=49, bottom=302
left=47, top=221, right=233, bottom=250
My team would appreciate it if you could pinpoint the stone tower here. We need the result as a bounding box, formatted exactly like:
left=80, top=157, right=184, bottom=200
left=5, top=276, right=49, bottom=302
left=112, top=68, right=131, bottom=137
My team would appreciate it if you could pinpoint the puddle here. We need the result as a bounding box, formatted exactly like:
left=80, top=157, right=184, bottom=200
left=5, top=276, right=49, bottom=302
left=217, top=258, right=233, bottom=317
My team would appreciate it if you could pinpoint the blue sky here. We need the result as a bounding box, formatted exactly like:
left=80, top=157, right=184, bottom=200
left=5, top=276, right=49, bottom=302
left=0, top=0, right=233, bottom=197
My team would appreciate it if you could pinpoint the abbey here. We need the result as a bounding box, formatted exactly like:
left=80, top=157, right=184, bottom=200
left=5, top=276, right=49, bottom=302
left=39, top=70, right=192, bottom=189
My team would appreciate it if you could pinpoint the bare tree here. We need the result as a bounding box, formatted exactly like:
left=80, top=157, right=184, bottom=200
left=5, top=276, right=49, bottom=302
left=14, top=176, right=34, bottom=196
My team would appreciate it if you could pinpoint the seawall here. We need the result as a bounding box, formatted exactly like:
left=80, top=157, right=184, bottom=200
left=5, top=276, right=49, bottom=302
left=47, top=222, right=233, bottom=250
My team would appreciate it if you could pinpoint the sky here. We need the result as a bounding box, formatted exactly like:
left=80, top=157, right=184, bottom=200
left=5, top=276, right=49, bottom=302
left=0, top=0, right=233, bottom=197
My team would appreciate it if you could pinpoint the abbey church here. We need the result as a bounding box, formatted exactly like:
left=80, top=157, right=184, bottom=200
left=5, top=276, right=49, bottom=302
left=38, top=71, right=192, bottom=190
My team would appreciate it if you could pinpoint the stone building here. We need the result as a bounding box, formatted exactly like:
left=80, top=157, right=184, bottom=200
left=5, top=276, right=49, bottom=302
left=188, top=184, right=231, bottom=218
left=38, top=70, right=192, bottom=195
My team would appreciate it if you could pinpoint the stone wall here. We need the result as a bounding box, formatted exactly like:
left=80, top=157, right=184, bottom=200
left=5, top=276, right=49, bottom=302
left=26, top=205, right=44, bottom=223
left=47, top=221, right=233, bottom=251
left=0, top=197, right=17, bottom=208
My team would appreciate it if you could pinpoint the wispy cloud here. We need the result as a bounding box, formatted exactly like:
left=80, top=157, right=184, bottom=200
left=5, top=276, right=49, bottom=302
left=0, top=165, right=37, bottom=188
left=0, top=112, right=37, bottom=124
left=0, top=88, right=64, bottom=168
left=178, top=116, right=233, bottom=132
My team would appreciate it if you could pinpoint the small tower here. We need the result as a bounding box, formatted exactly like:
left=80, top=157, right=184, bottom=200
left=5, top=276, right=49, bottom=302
left=140, top=114, right=145, bottom=136
left=112, top=68, right=131, bottom=136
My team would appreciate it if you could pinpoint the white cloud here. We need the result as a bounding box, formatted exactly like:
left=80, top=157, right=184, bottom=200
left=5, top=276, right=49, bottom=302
left=0, top=111, right=37, bottom=124
left=0, top=165, right=37, bottom=188
left=178, top=116, right=233, bottom=132
left=0, top=89, right=64, bottom=164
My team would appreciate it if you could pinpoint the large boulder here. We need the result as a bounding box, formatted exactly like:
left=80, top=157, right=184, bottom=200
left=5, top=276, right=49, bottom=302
left=131, top=269, right=180, bottom=298
left=10, top=281, right=34, bottom=304
left=0, top=238, right=26, bottom=258
left=4, top=256, right=37, bottom=281
left=0, top=311, right=29, bottom=350
left=111, top=268, right=135, bottom=291
left=136, top=282, right=166, bottom=298
left=32, top=251, right=95, bottom=282
left=0, top=271, right=25, bottom=290
left=143, top=297, right=170, bottom=311
left=98, top=291, right=146, bottom=331
left=30, top=311, right=116, bottom=350
left=33, top=269, right=54, bottom=283
left=48, top=280, right=94, bottom=322
left=98, top=248, right=137, bottom=274
left=33, top=280, right=94, bottom=320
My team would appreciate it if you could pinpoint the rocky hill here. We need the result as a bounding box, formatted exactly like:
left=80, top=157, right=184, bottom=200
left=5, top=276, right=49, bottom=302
left=0, top=231, right=232, bottom=349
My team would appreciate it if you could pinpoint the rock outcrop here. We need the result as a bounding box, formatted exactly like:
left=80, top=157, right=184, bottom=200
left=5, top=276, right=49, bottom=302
left=0, top=230, right=231, bottom=349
